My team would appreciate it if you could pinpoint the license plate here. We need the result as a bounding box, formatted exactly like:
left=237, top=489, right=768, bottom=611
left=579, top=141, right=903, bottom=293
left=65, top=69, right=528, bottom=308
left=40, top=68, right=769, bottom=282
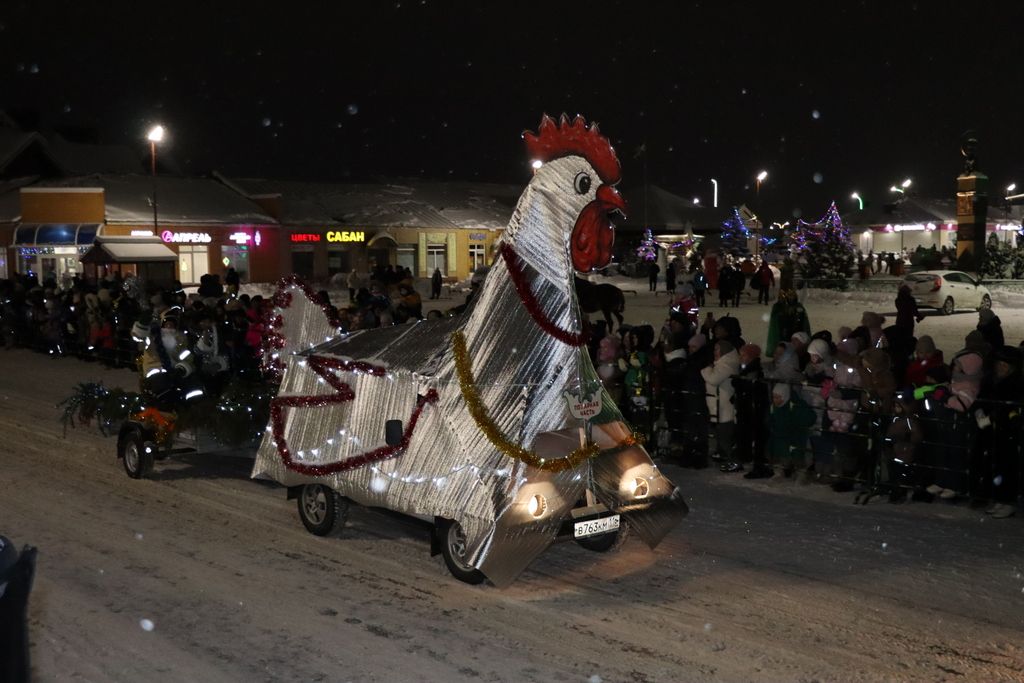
left=574, top=515, right=620, bottom=539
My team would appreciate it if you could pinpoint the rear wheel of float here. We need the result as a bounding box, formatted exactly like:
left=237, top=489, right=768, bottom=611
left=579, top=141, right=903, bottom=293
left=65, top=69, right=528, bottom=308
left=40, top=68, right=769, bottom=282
left=118, top=427, right=154, bottom=479
left=438, top=519, right=486, bottom=585
left=297, top=484, right=349, bottom=536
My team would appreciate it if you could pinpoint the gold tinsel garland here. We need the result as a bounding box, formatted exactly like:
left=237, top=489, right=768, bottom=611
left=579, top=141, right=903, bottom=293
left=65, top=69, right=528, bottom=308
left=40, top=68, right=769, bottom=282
left=451, top=331, right=635, bottom=473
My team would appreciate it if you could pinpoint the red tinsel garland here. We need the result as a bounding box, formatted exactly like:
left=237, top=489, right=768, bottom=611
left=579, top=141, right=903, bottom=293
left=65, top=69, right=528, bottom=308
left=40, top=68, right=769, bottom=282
left=499, top=243, right=588, bottom=347
left=260, top=274, right=345, bottom=380
left=269, top=353, right=438, bottom=475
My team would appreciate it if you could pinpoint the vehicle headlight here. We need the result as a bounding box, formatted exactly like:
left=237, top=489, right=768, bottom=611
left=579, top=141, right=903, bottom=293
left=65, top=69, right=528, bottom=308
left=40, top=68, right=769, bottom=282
left=630, top=477, right=650, bottom=499
left=526, top=494, right=547, bottom=518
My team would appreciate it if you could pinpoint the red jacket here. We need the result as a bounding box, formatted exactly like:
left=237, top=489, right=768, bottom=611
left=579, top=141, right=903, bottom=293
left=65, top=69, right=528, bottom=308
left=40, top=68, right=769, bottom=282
left=904, top=351, right=944, bottom=387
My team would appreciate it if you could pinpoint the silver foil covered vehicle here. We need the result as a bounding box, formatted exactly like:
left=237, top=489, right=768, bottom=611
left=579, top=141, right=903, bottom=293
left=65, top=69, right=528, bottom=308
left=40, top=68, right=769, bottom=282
left=252, top=116, right=688, bottom=585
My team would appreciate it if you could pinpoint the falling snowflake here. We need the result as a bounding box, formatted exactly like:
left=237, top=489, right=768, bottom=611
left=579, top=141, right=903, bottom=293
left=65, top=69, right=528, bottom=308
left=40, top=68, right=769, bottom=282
left=140, top=619, right=155, bottom=632
left=262, top=117, right=272, bottom=127
left=134, top=532, right=144, bottom=540
left=812, top=109, right=821, bottom=120
left=29, top=64, right=39, bottom=74
left=813, top=172, right=824, bottom=184
left=792, top=208, right=803, bottom=218
left=346, top=104, right=359, bottom=115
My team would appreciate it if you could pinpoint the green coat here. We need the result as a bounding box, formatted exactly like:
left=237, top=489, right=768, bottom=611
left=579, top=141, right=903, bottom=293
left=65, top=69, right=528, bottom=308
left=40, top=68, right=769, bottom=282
left=766, top=393, right=816, bottom=463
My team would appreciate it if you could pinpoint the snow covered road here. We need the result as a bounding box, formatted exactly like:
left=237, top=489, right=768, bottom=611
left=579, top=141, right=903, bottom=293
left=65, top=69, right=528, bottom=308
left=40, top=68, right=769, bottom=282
left=1, top=350, right=1023, bottom=682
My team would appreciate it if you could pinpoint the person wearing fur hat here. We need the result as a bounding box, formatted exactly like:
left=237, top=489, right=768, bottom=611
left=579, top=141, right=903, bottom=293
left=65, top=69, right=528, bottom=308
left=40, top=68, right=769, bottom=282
left=139, top=307, right=193, bottom=404
left=702, top=339, right=741, bottom=467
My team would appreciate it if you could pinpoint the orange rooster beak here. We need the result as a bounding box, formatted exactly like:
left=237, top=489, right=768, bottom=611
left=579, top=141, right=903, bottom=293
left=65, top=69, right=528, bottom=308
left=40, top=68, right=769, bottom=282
left=596, top=185, right=627, bottom=218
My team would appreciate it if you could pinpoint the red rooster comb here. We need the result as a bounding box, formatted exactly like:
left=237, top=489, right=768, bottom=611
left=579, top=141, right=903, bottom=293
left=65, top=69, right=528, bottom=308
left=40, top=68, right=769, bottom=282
left=523, top=114, right=621, bottom=185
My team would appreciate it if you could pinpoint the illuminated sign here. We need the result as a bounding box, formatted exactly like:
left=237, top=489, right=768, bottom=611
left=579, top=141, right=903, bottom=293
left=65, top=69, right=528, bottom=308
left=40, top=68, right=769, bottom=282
left=469, top=232, right=487, bottom=241
left=290, top=233, right=321, bottom=243
left=327, top=230, right=365, bottom=243
left=162, top=230, right=212, bottom=244
left=131, top=230, right=154, bottom=237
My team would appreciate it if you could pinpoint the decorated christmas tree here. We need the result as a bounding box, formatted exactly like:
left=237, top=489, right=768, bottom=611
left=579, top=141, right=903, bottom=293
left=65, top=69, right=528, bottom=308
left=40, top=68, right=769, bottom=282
left=635, top=228, right=658, bottom=262
left=720, top=207, right=750, bottom=255
left=792, top=202, right=856, bottom=287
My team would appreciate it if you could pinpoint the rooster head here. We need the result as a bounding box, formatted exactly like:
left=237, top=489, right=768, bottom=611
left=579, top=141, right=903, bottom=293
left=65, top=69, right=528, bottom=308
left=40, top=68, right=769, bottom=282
left=523, top=114, right=626, bottom=272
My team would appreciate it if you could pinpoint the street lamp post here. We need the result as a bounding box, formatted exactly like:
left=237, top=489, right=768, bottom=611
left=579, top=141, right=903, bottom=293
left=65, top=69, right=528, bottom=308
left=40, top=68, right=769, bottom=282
left=710, top=178, right=718, bottom=208
left=146, top=125, right=165, bottom=234
left=851, top=192, right=863, bottom=210
left=756, top=170, right=768, bottom=196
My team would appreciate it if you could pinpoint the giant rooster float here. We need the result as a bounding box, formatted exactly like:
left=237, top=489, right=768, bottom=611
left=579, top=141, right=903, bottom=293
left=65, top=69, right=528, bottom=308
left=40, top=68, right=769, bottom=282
left=253, top=115, right=687, bottom=585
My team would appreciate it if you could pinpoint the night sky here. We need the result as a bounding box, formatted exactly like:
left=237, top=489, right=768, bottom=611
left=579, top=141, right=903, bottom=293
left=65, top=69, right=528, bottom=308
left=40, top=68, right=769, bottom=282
left=2, top=1, right=1023, bottom=222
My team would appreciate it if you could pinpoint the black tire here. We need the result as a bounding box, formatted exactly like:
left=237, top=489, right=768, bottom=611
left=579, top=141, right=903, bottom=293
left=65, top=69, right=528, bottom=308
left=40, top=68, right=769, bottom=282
left=118, top=427, right=154, bottom=479
left=438, top=519, right=486, bottom=585
left=297, top=484, right=348, bottom=536
left=575, top=523, right=629, bottom=553
left=942, top=297, right=954, bottom=315
left=979, top=294, right=991, bottom=311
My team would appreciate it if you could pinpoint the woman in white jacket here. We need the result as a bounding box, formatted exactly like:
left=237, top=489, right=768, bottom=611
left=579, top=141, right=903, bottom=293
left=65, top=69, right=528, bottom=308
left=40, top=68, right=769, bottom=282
left=701, top=340, right=740, bottom=463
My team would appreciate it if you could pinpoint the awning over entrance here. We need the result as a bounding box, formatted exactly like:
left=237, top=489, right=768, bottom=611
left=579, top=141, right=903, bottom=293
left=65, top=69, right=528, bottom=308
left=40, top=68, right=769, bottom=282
left=80, top=236, right=177, bottom=264
left=13, top=223, right=102, bottom=246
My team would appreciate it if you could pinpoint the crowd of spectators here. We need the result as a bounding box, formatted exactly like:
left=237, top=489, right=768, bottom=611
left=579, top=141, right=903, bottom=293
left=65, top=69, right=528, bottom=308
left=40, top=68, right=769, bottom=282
left=592, top=285, right=1023, bottom=519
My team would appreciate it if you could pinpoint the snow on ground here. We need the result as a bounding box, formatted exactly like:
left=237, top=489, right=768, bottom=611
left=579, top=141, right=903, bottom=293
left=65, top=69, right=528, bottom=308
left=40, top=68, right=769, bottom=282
left=1, top=349, right=1023, bottom=682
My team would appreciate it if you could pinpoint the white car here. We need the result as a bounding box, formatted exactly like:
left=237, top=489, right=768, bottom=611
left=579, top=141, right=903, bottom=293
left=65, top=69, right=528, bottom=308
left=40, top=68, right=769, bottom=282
left=902, top=270, right=991, bottom=315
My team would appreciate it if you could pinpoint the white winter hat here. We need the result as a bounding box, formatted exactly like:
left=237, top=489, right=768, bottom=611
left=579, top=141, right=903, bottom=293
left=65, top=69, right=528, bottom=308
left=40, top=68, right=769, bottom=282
left=808, top=339, right=830, bottom=360
left=772, top=383, right=791, bottom=402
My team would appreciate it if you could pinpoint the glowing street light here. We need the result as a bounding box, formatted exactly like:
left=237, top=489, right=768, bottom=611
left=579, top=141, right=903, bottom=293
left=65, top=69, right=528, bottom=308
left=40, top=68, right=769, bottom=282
left=756, top=170, right=768, bottom=195
left=146, top=125, right=166, bottom=233
left=901, top=178, right=912, bottom=189
left=890, top=185, right=904, bottom=195
left=1007, top=183, right=1016, bottom=194
left=692, top=197, right=700, bottom=205
left=710, top=178, right=718, bottom=207
left=851, top=192, right=864, bottom=210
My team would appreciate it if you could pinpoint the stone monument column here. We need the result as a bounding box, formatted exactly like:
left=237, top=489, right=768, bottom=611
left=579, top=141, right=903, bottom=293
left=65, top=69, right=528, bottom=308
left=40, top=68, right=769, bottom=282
left=955, top=130, right=988, bottom=269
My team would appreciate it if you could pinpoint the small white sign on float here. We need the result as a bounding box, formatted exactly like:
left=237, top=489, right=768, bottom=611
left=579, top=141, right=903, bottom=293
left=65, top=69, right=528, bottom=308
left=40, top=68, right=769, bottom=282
left=563, top=388, right=601, bottom=420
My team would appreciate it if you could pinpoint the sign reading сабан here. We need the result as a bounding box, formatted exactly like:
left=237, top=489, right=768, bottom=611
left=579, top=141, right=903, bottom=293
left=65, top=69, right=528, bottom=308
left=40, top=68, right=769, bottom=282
left=326, top=231, right=365, bottom=243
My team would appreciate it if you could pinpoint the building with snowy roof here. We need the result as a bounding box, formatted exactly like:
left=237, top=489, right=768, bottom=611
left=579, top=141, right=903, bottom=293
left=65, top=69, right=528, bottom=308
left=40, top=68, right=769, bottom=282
left=3, top=174, right=277, bottom=285
left=224, top=176, right=518, bottom=281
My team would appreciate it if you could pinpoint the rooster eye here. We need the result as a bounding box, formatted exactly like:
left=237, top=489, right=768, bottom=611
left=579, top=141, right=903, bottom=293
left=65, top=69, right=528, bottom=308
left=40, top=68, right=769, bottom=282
left=573, top=172, right=592, bottom=195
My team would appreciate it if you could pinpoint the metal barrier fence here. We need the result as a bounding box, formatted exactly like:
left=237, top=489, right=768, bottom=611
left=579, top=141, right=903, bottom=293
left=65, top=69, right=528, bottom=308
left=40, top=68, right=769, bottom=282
left=627, top=377, right=1023, bottom=503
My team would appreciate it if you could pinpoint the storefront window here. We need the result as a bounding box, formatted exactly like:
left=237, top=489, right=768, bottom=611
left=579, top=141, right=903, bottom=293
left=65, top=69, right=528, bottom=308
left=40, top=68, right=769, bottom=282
left=427, top=244, right=447, bottom=274
left=178, top=245, right=210, bottom=285
left=397, top=245, right=417, bottom=274
left=291, top=245, right=315, bottom=280
left=469, top=243, right=486, bottom=270
left=221, top=246, right=250, bottom=282
left=327, top=249, right=351, bottom=276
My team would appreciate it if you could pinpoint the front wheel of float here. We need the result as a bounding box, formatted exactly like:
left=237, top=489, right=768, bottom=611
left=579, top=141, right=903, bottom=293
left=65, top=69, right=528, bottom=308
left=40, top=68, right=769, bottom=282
left=575, top=524, right=630, bottom=553
left=297, top=484, right=349, bottom=536
left=438, top=519, right=486, bottom=585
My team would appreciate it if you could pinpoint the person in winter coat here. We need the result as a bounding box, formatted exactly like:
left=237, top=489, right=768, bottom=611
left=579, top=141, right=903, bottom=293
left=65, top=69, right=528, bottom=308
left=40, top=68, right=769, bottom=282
left=755, top=261, right=775, bottom=305
left=732, top=343, right=772, bottom=477
left=717, top=263, right=735, bottom=307
left=946, top=337, right=986, bottom=413
left=765, top=341, right=803, bottom=383
left=894, top=285, right=923, bottom=337
left=904, top=335, right=944, bottom=388
left=691, top=266, right=707, bottom=307
left=665, top=260, right=677, bottom=294
left=976, top=308, right=1004, bottom=350
left=679, top=333, right=712, bottom=467
left=860, top=311, right=888, bottom=349
left=140, top=308, right=193, bottom=403
left=975, top=346, right=1023, bottom=518
left=701, top=339, right=741, bottom=464
left=765, top=289, right=810, bottom=351
left=881, top=392, right=924, bottom=503
left=429, top=268, right=443, bottom=300
left=766, top=383, right=817, bottom=478
left=648, top=262, right=660, bottom=292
